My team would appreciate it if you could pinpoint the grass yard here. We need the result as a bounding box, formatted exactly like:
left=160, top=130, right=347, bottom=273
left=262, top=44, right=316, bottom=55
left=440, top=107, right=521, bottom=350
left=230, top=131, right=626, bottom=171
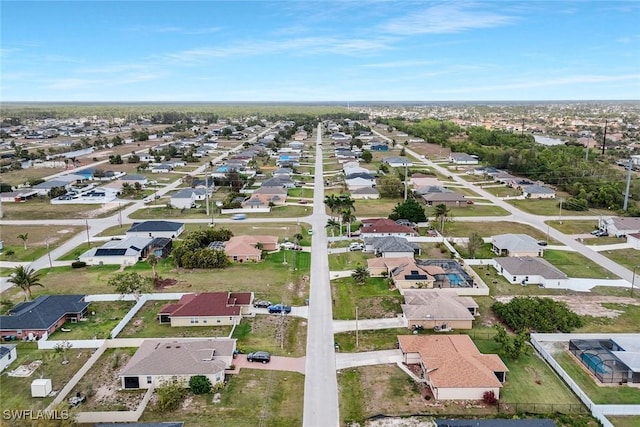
left=0, top=343, right=92, bottom=411
left=332, top=277, right=403, bottom=320
left=0, top=225, right=83, bottom=262
left=328, top=251, right=371, bottom=270
left=582, top=236, right=626, bottom=246
left=287, top=187, right=315, bottom=198
left=600, top=248, right=640, bottom=272
left=1, top=199, right=125, bottom=220
left=58, top=241, right=103, bottom=260
left=0, top=166, right=67, bottom=186
left=471, top=265, right=575, bottom=297
left=547, top=220, right=600, bottom=235
left=49, top=301, right=135, bottom=339
left=473, top=339, right=583, bottom=406
left=606, top=416, right=640, bottom=427
left=577, top=303, right=640, bottom=333
left=353, top=198, right=404, bottom=217
left=232, top=315, right=307, bottom=357
left=118, top=301, right=232, bottom=339
left=334, top=328, right=408, bottom=352
left=554, top=351, right=640, bottom=404
left=447, top=186, right=483, bottom=198
left=338, top=365, right=424, bottom=425
left=508, top=198, right=610, bottom=217
left=543, top=249, right=617, bottom=279
left=139, top=370, right=304, bottom=427
left=452, top=242, right=496, bottom=259
left=480, top=186, right=522, bottom=197
left=440, top=221, right=552, bottom=240
left=442, top=204, right=510, bottom=217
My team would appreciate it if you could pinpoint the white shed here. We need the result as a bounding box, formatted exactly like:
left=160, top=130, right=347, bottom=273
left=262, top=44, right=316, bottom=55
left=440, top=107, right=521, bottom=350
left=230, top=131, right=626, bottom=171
left=31, top=378, right=52, bottom=397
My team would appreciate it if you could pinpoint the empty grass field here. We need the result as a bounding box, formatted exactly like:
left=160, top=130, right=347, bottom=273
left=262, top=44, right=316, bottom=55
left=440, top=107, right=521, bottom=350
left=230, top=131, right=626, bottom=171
left=440, top=221, right=551, bottom=240
left=0, top=225, right=83, bottom=262
left=600, top=248, right=640, bottom=272
left=328, top=251, right=371, bottom=270
left=543, top=249, right=617, bottom=279
left=332, top=277, right=403, bottom=320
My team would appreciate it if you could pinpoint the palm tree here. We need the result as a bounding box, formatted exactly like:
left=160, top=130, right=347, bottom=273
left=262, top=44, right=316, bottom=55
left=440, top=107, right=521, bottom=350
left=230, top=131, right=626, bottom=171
left=351, top=265, right=370, bottom=285
left=324, top=194, right=340, bottom=219
left=293, top=233, right=303, bottom=245
left=326, top=218, right=340, bottom=237
left=147, top=254, right=158, bottom=279
left=341, top=209, right=356, bottom=238
left=17, top=233, right=29, bottom=250
left=8, top=265, right=44, bottom=301
left=433, top=203, right=451, bottom=234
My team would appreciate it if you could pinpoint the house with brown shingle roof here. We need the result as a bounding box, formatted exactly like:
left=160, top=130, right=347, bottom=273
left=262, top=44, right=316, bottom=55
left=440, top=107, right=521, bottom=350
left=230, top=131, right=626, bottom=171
left=120, top=338, right=236, bottom=389
left=398, top=335, right=508, bottom=400
left=402, top=290, right=478, bottom=330
left=367, top=257, right=415, bottom=277
left=158, top=292, right=253, bottom=327
left=360, top=218, right=418, bottom=238
left=221, top=235, right=278, bottom=262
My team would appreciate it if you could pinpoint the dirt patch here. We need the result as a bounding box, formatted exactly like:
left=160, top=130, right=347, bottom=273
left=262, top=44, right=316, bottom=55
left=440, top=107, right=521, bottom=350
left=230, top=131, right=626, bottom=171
left=494, top=295, right=639, bottom=318
left=366, top=418, right=435, bottom=427
left=84, top=202, right=121, bottom=219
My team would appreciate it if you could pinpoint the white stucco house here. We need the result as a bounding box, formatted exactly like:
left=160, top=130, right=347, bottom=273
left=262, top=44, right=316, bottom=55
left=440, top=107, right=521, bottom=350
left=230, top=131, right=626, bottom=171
left=78, top=236, right=154, bottom=266
left=493, top=256, right=569, bottom=288
left=0, top=344, right=17, bottom=372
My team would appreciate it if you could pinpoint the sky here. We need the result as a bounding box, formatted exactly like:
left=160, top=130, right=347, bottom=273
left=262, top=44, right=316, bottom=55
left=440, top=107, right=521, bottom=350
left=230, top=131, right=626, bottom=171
left=1, top=1, right=640, bottom=102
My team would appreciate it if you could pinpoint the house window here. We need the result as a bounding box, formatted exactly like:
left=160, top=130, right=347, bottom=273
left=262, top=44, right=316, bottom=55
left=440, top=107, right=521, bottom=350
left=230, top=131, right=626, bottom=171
left=203, top=320, right=207, bottom=324
left=512, top=277, right=516, bottom=282
left=217, top=319, right=221, bottom=323
left=191, top=318, right=198, bottom=324
left=146, top=376, right=152, bottom=384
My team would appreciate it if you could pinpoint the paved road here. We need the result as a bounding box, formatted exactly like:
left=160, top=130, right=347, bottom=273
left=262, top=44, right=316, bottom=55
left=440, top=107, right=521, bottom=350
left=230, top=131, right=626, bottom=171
left=303, top=124, right=339, bottom=427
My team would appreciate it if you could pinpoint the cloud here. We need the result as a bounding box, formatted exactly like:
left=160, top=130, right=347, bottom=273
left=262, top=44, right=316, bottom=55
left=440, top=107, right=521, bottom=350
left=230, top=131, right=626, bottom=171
left=361, top=60, right=436, bottom=69
left=122, top=25, right=221, bottom=35
left=380, top=3, right=515, bottom=35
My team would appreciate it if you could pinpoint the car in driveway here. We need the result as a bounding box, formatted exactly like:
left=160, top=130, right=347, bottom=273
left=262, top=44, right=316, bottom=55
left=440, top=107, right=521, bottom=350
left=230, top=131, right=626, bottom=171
left=267, top=304, right=292, bottom=314
left=280, top=241, right=301, bottom=250
left=349, top=242, right=364, bottom=251
left=253, top=300, right=272, bottom=308
left=247, top=351, right=271, bottom=363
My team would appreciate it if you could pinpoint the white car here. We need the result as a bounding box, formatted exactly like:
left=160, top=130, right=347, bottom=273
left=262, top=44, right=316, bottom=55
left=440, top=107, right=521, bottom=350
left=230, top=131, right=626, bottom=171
left=349, top=242, right=364, bottom=251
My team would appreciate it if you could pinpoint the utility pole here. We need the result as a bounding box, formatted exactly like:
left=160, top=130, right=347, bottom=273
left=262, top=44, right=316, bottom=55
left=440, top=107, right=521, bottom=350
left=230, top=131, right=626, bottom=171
left=632, top=266, right=638, bottom=297
left=559, top=198, right=563, bottom=224
left=85, top=219, right=91, bottom=248
left=46, top=237, right=53, bottom=269
left=601, top=120, right=607, bottom=156
left=355, top=306, right=359, bottom=349
left=521, top=118, right=524, bottom=137
left=623, top=160, right=632, bottom=211
left=205, top=165, right=210, bottom=217
left=585, top=140, right=589, bottom=161
left=403, top=162, right=408, bottom=201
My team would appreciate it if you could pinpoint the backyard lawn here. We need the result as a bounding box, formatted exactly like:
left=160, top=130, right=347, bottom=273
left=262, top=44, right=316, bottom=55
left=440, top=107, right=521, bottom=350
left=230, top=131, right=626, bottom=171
left=48, top=301, right=135, bottom=339
left=0, top=343, right=92, bottom=411
left=140, top=370, right=304, bottom=427
left=543, top=249, right=618, bottom=279
left=554, top=351, right=640, bottom=404
left=331, top=277, right=403, bottom=320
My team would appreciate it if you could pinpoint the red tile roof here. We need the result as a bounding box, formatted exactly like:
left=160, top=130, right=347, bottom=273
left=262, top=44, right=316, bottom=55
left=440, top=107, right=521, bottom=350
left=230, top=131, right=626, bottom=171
left=161, top=292, right=253, bottom=317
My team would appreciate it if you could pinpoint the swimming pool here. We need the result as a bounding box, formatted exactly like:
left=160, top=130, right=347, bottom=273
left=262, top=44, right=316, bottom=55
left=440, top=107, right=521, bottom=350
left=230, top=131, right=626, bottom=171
left=446, top=273, right=465, bottom=286
left=581, top=352, right=611, bottom=375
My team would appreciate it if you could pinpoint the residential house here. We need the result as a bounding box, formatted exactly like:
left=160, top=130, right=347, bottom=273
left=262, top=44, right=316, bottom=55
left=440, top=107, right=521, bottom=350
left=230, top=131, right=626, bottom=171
left=409, top=174, right=441, bottom=189
left=360, top=218, right=418, bottom=238
left=170, top=188, right=199, bottom=209
left=126, top=221, right=185, bottom=239
left=0, top=344, right=17, bottom=372
left=119, top=174, right=149, bottom=187
left=448, top=152, right=479, bottom=165
left=272, top=168, right=293, bottom=178
left=600, top=217, right=640, bottom=237
left=492, top=234, right=543, bottom=257
left=150, top=164, right=173, bottom=174
left=0, top=190, right=38, bottom=203
left=367, top=257, right=415, bottom=277
left=261, top=176, right=295, bottom=189
left=78, top=236, right=154, bottom=266
left=523, top=184, right=556, bottom=199
left=627, top=232, right=640, bottom=249
left=402, top=290, right=478, bottom=330
left=493, top=256, right=569, bottom=288
left=158, top=292, right=253, bottom=326
left=370, top=143, right=389, bottom=151
left=421, top=191, right=468, bottom=207
left=31, top=179, right=72, bottom=196
left=0, top=295, right=90, bottom=339
left=382, top=156, right=412, bottom=168
left=398, top=335, right=508, bottom=400
left=364, top=236, right=420, bottom=258
left=346, top=176, right=376, bottom=191
left=390, top=259, right=436, bottom=291
left=215, top=235, right=279, bottom=262
left=120, top=339, right=236, bottom=389
left=350, top=187, right=380, bottom=200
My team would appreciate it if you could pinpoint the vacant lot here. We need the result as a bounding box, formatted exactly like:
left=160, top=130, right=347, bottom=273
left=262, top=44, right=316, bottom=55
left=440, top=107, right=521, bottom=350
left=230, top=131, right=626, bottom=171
left=0, top=166, right=67, bottom=186
left=600, top=248, right=640, bottom=271
left=139, top=370, right=304, bottom=427
left=334, top=328, right=408, bottom=352
left=508, top=198, right=610, bottom=217
left=481, top=186, right=522, bottom=197
left=232, top=315, right=307, bottom=357
left=543, top=249, right=617, bottom=279
left=0, top=225, right=82, bottom=262
left=328, top=251, right=371, bottom=270
left=1, top=199, right=120, bottom=220
left=332, top=277, right=403, bottom=320
left=431, top=221, right=549, bottom=239
left=547, top=219, right=600, bottom=235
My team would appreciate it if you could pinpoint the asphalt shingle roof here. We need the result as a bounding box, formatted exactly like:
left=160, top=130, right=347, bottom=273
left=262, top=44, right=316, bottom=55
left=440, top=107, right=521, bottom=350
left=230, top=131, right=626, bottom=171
left=127, top=221, right=184, bottom=233
left=1, top=295, right=89, bottom=331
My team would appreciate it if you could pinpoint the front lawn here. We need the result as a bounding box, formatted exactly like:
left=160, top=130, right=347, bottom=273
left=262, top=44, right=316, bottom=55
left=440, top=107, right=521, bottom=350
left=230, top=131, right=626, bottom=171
left=554, top=351, right=640, bottom=404
left=332, top=277, right=403, bottom=320
left=600, top=248, right=640, bottom=272
left=139, top=370, right=304, bottom=427
left=328, top=251, right=371, bottom=270
left=543, top=249, right=617, bottom=279
left=481, top=186, right=522, bottom=197
left=334, top=328, right=408, bottom=352
left=440, top=204, right=510, bottom=217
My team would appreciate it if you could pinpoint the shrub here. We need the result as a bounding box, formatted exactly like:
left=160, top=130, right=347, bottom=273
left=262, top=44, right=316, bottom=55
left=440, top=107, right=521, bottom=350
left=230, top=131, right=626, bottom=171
left=483, top=390, right=497, bottom=406
left=156, top=378, right=186, bottom=412
left=3, top=249, right=15, bottom=256
left=71, top=261, right=87, bottom=269
left=189, top=375, right=212, bottom=395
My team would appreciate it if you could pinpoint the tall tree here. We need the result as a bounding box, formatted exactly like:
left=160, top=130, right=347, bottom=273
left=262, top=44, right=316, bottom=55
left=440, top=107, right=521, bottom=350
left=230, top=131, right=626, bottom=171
left=108, top=272, right=152, bottom=300
left=17, top=233, right=29, bottom=250
left=325, top=218, right=340, bottom=237
left=388, top=199, right=426, bottom=223
left=8, top=265, right=44, bottom=301
left=147, top=254, right=159, bottom=279
left=466, top=232, right=484, bottom=258
left=433, top=204, right=451, bottom=234
left=341, top=209, right=356, bottom=238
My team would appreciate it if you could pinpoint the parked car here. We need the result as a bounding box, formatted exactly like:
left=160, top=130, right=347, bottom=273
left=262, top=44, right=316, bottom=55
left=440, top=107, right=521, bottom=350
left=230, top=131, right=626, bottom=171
left=349, top=242, right=364, bottom=251
left=280, top=241, right=297, bottom=250
left=537, top=240, right=548, bottom=246
left=247, top=351, right=271, bottom=363
left=253, top=300, right=272, bottom=308
left=232, top=213, right=247, bottom=220
left=267, top=304, right=292, bottom=314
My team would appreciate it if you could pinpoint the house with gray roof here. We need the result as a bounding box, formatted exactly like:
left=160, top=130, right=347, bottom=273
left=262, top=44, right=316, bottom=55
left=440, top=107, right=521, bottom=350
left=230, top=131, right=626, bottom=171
left=260, top=176, right=295, bottom=189
left=448, top=152, right=479, bottom=165
left=79, top=236, right=154, bottom=266
left=493, top=256, right=569, bottom=288
left=523, top=184, right=556, bottom=199
left=382, top=156, right=412, bottom=167
left=0, top=344, right=17, bottom=372
left=120, top=339, right=236, bottom=389
left=32, top=179, right=72, bottom=196
left=600, top=216, right=640, bottom=237
left=0, top=294, right=89, bottom=339
left=492, top=234, right=543, bottom=257
left=120, top=174, right=149, bottom=186
left=364, top=236, right=420, bottom=258
left=126, top=221, right=185, bottom=239
left=351, top=186, right=380, bottom=200
left=421, top=191, right=468, bottom=207
left=170, top=188, right=208, bottom=209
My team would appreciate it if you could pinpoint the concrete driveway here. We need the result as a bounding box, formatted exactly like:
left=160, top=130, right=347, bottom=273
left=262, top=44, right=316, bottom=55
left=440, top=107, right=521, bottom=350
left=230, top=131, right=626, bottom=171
left=233, top=354, right=306, bottom=374
left=333, top=317, right=407, bottom=333
left=335, top=349, right=403, bottom=370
